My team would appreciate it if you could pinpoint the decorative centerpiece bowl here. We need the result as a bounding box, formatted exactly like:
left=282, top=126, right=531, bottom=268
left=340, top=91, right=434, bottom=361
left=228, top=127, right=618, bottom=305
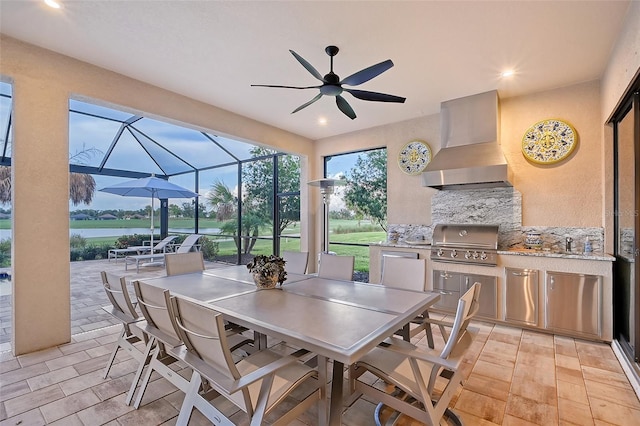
left=246, top=255, right=287, bottom=289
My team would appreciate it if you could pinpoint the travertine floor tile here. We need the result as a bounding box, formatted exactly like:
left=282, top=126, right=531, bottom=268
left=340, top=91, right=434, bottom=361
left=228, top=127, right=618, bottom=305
left=39, top=388, right=101, bottom=423
left=3, top=384, right=65, bottom=418
left=557, top=398, right=594, bottom=426
left=472, top=358, right=514, bottom=383
left=505, top=394, right=558, bottom=425
left=557, top=379, right=589, bottom=405
left=455, top=389, right=506, bottom=424
left=589, top=396, right=640, bottom=424
left=585, top=378, right=640, bottom=409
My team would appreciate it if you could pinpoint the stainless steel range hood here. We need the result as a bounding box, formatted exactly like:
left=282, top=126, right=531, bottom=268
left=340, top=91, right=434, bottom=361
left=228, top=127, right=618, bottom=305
left=422, top=90, right=513, bottom=190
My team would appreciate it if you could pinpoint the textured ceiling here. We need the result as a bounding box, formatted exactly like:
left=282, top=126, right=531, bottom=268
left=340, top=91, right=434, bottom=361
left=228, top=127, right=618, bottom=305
left=0, top=0, right=631, bottom=141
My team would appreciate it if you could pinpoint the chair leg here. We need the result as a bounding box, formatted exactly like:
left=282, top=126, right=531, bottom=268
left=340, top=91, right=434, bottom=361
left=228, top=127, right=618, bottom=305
left=176, top=370, right=200, bottom=426
left=132, top=345, right=160, bottom=409
left=103, top=327, right=125, bottom=379
left=126, top=338, right=155, bottom=406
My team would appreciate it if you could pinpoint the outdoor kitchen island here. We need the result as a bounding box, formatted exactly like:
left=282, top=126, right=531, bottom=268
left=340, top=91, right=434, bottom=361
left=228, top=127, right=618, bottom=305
left=370, top=243, right=615, bottom=342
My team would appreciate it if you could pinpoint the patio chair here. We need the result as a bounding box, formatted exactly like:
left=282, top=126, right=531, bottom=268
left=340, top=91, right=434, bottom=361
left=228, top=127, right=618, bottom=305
left=349, top=282, right=480, bottom=426
left=165, top=251, right=205, bottom=276
left=124, top=235, right=187, bottom=272
left=282, top=250, right=309, bottom=274
left=380, top=256, right=434, bottom=347
left=100, top=272, right=149, bottom=382
left=130, top=280, right=252, bottom=409
left=108, top=245, right=151, bottom=262
left=174, top=233, right=203, bottom=254
left=317, top=252, right=354, bottom=281
left=420, top=281, right=482, bottom=346
left=168, top=295, right=322, bottom=426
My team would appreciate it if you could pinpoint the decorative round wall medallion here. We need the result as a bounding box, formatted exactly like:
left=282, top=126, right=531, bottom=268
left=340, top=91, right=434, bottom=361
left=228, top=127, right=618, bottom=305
left=398, top=140, right=432, bottom=175
left=521, top=119, right=578, bottom=164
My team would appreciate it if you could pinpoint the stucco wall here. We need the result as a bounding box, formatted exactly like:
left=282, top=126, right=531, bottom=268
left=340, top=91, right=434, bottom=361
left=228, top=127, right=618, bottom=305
left=500, top=80, right=603, bottom=227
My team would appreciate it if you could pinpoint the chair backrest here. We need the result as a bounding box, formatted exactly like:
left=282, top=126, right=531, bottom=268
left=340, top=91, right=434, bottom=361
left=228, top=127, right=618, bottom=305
left=169, top=295, right=250, bottom=410
left=440, top=282, right=481, bottom=359
left=175, top=234, right=202, bottom=254
left=165, top=252, right=205, bottom=276
left=282, top=251, right=309, bottom=274
left=101, top=271, right=139, bottom=321
left=380, top=257, right=426, bottom=291
left=153, top=235, right=178, bottom=251
left=317, top=252, right=355, bottom=281
left=133, top=280, right=181, bottom=345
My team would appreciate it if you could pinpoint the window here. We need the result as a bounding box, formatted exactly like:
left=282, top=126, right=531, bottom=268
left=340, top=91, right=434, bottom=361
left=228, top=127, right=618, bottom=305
left=324, top=148, right=387, bottom=281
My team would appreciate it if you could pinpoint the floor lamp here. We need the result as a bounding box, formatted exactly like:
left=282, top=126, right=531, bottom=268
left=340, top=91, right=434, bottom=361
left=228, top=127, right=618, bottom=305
left=308, top=178, right=345, bottom=253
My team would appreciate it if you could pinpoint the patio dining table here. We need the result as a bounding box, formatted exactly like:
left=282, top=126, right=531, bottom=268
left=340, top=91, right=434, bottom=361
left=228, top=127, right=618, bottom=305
left=137, top=265, right=439, bottom=426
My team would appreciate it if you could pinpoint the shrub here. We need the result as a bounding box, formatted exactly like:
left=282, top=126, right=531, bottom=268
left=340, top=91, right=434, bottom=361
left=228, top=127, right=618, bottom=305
left=70, top=243, right=111, bottom=261
left=334, top=224, right=383, bottom=234
left=70, top=233, right=87, bottom=248
left=199, top=236, right=219, bottom=261
left=114, top=234, right=149, bottom=248
left=0, top=237, right=10, bottom=267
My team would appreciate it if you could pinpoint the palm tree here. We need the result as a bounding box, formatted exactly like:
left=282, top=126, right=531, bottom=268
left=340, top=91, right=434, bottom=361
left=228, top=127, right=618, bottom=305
left=207, top=180, right=236, bottom=221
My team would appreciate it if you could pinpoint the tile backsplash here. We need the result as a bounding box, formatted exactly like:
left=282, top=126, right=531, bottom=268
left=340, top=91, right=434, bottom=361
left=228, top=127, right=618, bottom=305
left=387, top=187, right=604, bottom=252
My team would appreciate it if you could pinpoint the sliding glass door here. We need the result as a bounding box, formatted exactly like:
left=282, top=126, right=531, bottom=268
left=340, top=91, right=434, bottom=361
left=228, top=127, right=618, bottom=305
left=613, top=82, right=640, bottom=363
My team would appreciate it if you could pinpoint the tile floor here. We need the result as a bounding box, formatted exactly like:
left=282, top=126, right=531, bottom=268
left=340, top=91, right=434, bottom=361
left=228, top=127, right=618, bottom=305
left=1, top=260, right=639, bottom=425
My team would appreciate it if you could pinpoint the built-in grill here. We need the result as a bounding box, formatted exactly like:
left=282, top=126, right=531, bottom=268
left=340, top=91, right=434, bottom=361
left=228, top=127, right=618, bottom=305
left=430, top=223, right=499, bottom=266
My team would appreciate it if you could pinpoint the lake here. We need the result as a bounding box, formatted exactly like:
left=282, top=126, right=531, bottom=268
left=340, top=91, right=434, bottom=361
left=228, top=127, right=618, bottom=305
left=68, top=228, right=222, bottom=238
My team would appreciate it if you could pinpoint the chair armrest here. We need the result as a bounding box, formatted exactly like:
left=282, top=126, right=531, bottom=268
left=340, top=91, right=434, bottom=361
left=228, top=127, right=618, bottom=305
left=420, top=317, right=454, bottom=327
left=233, top=352, right=307, bottom=391
left=376, top=336, right=459, bottom=371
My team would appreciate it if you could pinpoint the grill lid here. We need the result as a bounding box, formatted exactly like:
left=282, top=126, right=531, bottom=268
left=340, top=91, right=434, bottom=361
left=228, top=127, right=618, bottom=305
left=431, top=224, right=499, bottom=250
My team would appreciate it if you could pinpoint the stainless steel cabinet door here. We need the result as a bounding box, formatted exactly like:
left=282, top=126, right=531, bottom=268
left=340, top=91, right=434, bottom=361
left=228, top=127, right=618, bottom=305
left=432, top=270, right=461, bottom=311
left=505, top=268, right=538, bottom=325
left=546, top=271, right=601, bottom=337
left=463, top=274, right=497, bottom=319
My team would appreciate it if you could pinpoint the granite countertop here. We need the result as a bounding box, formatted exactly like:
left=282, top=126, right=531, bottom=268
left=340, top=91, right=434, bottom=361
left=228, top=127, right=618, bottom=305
left=372, top=243, right=615, bottom=261
left=371, top=241, right=432, bottom=249
left=499, top=248, right=615, bottom=262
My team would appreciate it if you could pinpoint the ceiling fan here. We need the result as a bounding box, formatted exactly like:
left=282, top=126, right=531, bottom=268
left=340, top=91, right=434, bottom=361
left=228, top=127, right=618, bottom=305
left=251, top=45, right=406, bottom=120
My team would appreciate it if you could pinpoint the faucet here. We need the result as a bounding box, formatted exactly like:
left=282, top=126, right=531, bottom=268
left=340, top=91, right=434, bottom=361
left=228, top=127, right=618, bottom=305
left=566, top=236, right=573, bottom=252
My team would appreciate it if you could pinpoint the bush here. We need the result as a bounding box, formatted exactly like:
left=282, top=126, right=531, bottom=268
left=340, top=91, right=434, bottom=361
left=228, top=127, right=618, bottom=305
left=334, top=224, right=383, bottom=234
left=114, top=234, right=149, bottom=248
left=199, top=236, right=219, bottom=261
left=70, top=243, right=111, bottom=261
left=0, top=237, right=10, bottom=267
left=70, top=233, right=87, bottom=248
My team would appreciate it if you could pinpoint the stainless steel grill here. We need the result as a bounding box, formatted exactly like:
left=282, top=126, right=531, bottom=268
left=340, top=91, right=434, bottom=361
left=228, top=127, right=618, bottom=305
left=430, top=223, right=499, bottom=266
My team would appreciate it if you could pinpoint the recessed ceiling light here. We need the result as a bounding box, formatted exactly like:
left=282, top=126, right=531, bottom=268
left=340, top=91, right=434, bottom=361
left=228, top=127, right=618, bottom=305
left=44, top=0, right=62, bottom=9
left=501, top=70, right=515, bottom=78
left=318, top=117, right=327, bottom=126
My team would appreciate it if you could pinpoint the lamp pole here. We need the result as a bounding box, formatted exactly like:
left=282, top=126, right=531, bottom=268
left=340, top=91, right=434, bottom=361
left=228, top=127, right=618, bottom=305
left=308, top=178, right=345, bottom=254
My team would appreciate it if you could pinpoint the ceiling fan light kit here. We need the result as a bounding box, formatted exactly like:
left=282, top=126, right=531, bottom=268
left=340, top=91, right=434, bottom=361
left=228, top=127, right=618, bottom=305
left=252, top=45, right=406, bottom=120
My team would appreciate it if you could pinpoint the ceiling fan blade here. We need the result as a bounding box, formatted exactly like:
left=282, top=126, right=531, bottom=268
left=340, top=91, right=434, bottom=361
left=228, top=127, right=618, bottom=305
left=289, top=50, right=325, bottom=82
left=340, top=59, right=394, bottom=86
left=292, top=93, right=323, bottom=114
left=336, top=95, right=356, bottom=120
left=251, top=84, right=321, bottom=90
left=344, top=89, right=406, bottom=103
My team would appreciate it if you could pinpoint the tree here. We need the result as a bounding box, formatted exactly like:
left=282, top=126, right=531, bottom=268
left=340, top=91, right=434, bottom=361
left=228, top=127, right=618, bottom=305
left=343, top=149, right=387, bottom=231
left=243, top=148, right=300, bottom=234
left=169, top=204, right=182, bottom=218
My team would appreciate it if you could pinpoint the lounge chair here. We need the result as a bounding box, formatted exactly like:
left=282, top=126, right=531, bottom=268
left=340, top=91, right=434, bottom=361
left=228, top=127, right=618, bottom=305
left=108, top=245, right=151, bottom=262
left=125, top=234, right=201, bottom=273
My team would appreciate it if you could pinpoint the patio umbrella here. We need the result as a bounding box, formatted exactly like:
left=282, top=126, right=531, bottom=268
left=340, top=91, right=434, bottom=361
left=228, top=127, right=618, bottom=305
left=99, top=176, right=198, bottom=248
